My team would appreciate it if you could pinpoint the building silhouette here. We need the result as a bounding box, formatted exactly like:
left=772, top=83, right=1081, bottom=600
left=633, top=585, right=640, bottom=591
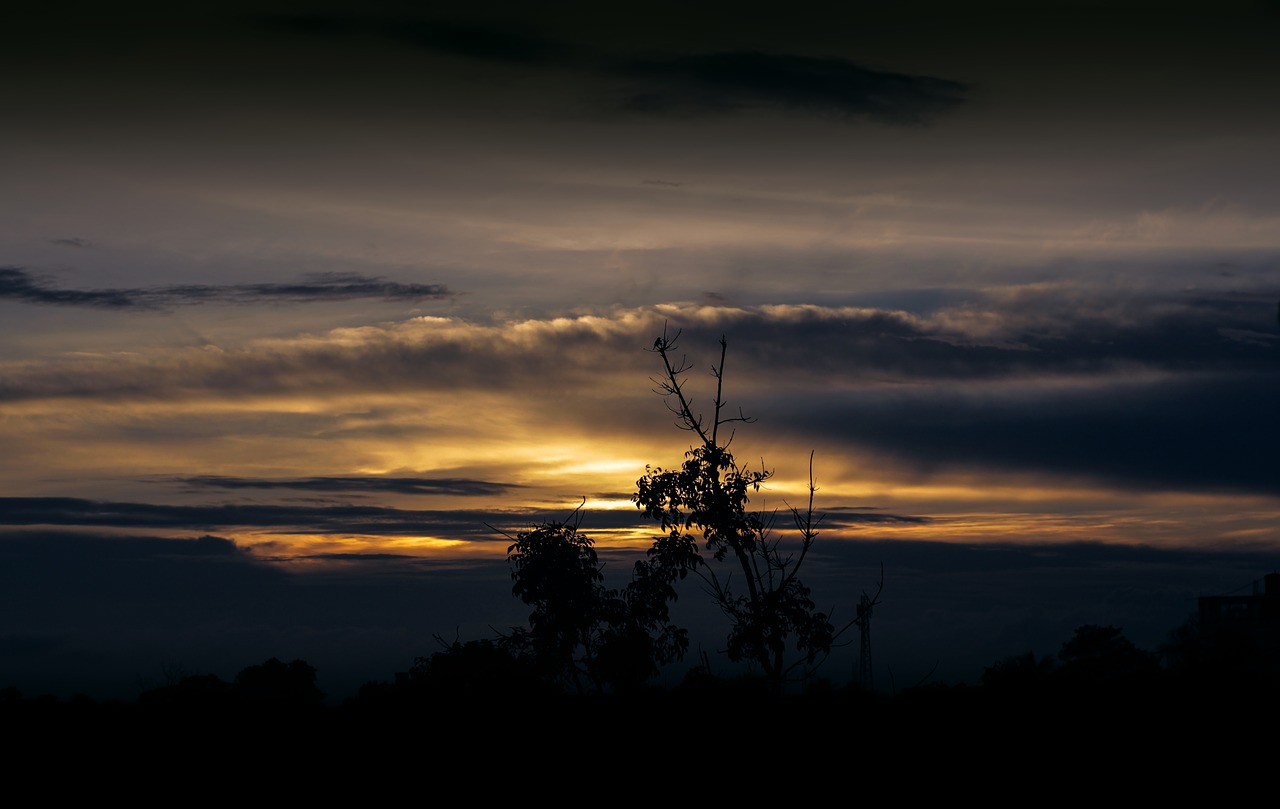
left=1198, top=573, right=1280, bottom=627
left=1194, top=572, right=1280, bottom=678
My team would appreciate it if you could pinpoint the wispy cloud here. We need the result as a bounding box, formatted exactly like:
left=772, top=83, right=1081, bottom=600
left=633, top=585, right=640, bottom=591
left=48, top=238, right=94, bottom=249
left=0, top=268, right=451, bottom=310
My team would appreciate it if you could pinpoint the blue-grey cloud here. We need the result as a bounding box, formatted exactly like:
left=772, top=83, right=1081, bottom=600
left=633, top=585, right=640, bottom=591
left=0, top=268, right=451, bottom=310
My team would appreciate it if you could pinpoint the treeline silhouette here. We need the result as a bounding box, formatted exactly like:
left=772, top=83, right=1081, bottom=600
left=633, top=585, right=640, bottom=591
left=5, top=604, right=1280, bottom=789
left=4, top=616, right=1278, bottom=723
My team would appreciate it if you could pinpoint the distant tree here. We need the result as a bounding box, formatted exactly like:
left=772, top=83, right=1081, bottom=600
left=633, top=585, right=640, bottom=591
left=396, top=635, right=551, bottom=704
left=1161, top=613, right=1280, bottom=689
left=1054, top=624, right=1159, bottom=689
left=494, top=504, right=689, bottom=695
left=981, top=650, right=1056, bottom=693
left=137, top=673, right=233, bottom=712
left=233, top=657, right=325, bottom=707
left=633, top=329, right=873, bottom=693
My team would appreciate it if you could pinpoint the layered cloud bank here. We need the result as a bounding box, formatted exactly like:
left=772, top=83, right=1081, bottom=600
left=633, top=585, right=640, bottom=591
left=1, top=294, right=1275, bottom=559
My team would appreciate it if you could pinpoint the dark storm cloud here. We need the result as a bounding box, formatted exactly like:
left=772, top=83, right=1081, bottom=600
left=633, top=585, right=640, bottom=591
left=643, top=296, right=1279, bottom=497
left=612, top=51, right=968, bottom=123
left=784, top=370, right=1280, bottom=497
left=176, top=474, right=519, bottom=497
left=0, top=530, right=279, bottom=607
left=49, top=238, right=93, bottom=249
left=251, top=13, right=967, bottom=124
left=0, top=530, right=247, bottom=561
left=0, top=268, right=451, bottom=310
left=0, top=527, right=520, bottom=702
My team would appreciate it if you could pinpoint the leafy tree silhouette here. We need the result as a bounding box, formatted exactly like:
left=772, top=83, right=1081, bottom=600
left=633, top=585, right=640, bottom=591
left=492, top=503, right=689, bottom=695
left=232, top=657, right=326, bottom=708
left=1055, top=624, right=1160, bottom=687
left=412, top=636, right=540, bottom=693
left=981, top=650, right=1056, bottom=694
left=633, top=329, right=870, bottom=693
left=137, top=672, right=234, bottom=712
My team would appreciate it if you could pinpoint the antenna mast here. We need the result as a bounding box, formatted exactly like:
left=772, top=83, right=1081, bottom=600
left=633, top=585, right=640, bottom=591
left=856, top=593, right=874, bottom=690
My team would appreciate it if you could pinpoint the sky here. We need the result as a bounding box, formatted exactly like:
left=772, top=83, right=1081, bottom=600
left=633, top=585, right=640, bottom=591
left=2, top=1, right=1279, bottom=703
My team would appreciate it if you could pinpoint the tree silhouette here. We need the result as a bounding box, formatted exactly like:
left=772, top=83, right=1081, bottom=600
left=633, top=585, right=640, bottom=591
left=401, top=635, right=549, bottom=703
left=633, top=329, right=866, bottom=693
left=232, top=657, right=326, bottom=708
left=981, top=650, right=1056, bottom=693
left=495, top=504, right=689, bottom=695
left=1055, top=624, right=1159, bottom=686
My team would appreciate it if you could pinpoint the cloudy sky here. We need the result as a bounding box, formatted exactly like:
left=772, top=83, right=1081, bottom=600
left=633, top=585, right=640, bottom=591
left=3, top=1, right=1279, bottom=702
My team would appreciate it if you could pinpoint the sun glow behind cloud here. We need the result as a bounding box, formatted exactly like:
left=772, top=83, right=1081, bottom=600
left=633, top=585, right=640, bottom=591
left=1, top=296, right=1277, bottom=563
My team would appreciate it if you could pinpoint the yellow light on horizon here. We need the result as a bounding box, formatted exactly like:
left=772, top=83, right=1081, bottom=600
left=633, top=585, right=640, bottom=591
left=236, top=531, right=484, bottom=560
left=579, top=497, right=636, bottom=511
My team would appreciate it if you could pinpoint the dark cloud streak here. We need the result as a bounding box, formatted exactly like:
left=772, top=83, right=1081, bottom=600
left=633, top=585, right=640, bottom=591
left=0, top=497, right=505, bottom=539
left=0, top=268, right=451, bottom=310
left=252, top=13, right=968, bottom=124
left=613, top=51, right=968, bottom=123
left=177, top=474, right=520, bottom=497
left=0, top=496, right=928, bottom=539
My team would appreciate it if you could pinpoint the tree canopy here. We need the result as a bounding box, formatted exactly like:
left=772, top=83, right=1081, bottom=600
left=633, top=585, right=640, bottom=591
left=633, top=329, right=869, bottom=692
